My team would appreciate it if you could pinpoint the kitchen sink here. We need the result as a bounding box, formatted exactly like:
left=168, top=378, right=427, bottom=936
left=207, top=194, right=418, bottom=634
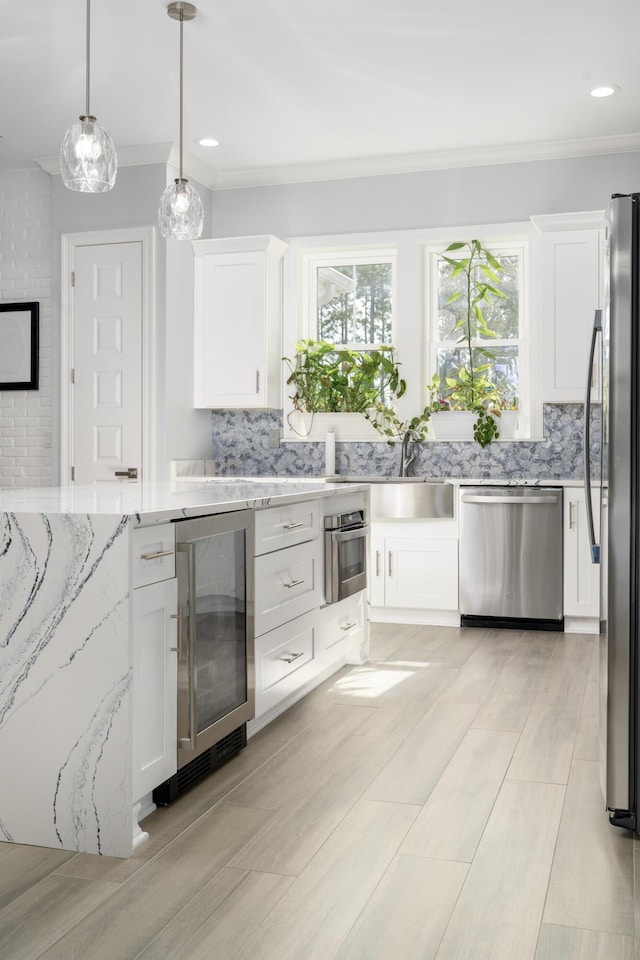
left=330, top=476, right=454, bottom=519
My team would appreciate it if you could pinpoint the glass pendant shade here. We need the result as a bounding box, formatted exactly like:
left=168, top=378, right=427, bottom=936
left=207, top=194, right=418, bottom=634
left=60, top=115, right=117, bottom=193
left=158, top=178, right=204, bottom=240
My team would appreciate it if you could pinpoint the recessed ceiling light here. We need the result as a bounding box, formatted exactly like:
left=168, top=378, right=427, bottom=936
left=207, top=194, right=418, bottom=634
left=589, top=85, right=619, bottom=98
left=196, top=137, right=220, bottom=147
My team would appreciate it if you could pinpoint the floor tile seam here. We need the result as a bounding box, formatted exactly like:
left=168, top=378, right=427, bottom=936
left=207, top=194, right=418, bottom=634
left=423, top=735, right=524, bottom=873
left=124, top=865, right=276, bottom=960
left=306, top=798, right=427, bottom=960
left=112, top=745, right=294, bottom=885
left=0, top=867, right=116, bottom=925
left=533, top=769, right=571, bottom=960
left=433, top=773, right=567, bottom=960
left=0, top=871, right=123, bottom=960
left=504, top=773, right=570, bottom=787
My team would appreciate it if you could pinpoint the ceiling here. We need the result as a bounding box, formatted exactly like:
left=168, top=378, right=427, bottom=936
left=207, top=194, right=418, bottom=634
left=1, top=0, right=639, bottom=189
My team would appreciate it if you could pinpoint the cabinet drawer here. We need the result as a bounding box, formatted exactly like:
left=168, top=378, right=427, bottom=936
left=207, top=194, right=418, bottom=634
left=259, top=616, right=316, bottom=691
left=255, top=539, right=322, bottom=634
left=132, top=524, right=176, bottom=588
left=254, top=610, right=319, bottom=718
left=321, top=597, right=364, bottom=654
left=254, top=500, right=320, bottom=556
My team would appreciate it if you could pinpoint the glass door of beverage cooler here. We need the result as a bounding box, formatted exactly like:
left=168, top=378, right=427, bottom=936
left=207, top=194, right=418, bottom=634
left=174, top=510, right=254, bottom=769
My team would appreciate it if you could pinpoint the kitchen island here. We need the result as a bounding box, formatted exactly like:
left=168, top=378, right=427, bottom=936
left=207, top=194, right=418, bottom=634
left=0, top=478, right=364, bottom=859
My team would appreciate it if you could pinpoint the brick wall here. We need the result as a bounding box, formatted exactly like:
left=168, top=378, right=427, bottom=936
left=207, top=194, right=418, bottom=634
left=0, top=169, right=52, bottom=486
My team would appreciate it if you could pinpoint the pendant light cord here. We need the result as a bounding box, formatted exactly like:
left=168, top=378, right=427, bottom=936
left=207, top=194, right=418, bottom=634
left=179, top=8, right=184, bottom=181
left=85, top=0, right=91, bottom=118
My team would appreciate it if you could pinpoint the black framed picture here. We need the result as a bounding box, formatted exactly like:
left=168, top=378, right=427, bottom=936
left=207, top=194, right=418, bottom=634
left=0, top=301, right=39, bottom=390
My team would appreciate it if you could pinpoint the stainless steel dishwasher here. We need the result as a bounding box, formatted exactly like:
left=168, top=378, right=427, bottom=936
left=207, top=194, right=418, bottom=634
left=459, top=485, right=563, bottom=630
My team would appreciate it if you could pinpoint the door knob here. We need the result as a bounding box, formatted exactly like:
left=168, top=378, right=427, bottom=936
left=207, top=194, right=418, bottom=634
left=114, top=467, right=139, bottom=479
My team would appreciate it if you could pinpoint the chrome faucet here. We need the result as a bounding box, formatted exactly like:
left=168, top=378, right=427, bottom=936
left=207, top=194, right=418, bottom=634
left=399, top=429, right=419, bottom=476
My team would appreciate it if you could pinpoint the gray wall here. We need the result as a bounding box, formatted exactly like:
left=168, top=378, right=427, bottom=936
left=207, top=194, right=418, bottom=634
left=211, top=151, right=640, bottom=238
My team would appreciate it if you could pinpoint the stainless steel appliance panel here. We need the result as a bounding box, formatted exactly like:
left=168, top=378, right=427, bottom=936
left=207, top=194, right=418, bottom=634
left=324, top=510, right=369, bottom=604
left=602, top=195, right=635, bottom=815
left=174, top=510, right=254, bottom=770
left=459, top=486, right=563, bottom=622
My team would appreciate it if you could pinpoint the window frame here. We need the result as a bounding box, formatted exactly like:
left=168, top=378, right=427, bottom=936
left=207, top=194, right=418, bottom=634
left=283, top=223, right=538, bottom=443
left=283, top=243, right=400, bottom=441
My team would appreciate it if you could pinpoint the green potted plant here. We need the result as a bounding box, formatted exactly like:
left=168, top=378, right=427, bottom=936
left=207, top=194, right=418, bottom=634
left=283, top=339, right=408, bottom=437
left=431, top=239, right=516, bottom=447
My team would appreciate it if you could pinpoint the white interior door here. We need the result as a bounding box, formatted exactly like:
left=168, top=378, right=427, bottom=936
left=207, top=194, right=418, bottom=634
left=72, top=241, right=143, bottom=483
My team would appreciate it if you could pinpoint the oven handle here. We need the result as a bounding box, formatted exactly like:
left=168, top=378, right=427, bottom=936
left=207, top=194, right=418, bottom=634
left=177, top=541, right=198, bottom=753
left=329, top=524, right=370, bottom=543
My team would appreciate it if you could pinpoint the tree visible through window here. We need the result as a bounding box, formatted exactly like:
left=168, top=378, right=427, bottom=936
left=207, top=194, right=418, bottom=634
left=316, top=262, right=393, bottom=345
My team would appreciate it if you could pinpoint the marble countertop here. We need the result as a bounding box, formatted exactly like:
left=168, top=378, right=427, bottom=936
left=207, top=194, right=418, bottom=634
left=0, top=478, right=366, bottom=523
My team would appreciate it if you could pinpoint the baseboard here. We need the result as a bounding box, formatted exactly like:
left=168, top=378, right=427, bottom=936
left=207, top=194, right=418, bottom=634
left=564, top=616, right=600, bottom=635
left=368, top=607, right=460, bottom=627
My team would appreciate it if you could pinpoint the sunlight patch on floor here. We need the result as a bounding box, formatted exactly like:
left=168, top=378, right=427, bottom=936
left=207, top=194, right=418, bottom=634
left=330, top=661, right=431, bottom=698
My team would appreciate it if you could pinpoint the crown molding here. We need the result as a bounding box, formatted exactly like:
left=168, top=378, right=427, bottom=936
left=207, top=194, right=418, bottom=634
left=32, top=131, right=640, bottom=191
left=35, top=142, right=174, bottom=177
left=37, top=140, right=213, bottom=192
left=210, top=132, right=640, bottom=191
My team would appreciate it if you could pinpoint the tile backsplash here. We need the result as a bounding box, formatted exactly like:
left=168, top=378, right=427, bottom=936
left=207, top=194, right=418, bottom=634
left=211, top=404, right=600, bottom=480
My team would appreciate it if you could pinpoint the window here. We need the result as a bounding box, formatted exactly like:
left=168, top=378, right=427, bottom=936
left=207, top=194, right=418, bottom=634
left=427, top=239, right=527, bottom=420
left=314, top=259, right=394, bottom=346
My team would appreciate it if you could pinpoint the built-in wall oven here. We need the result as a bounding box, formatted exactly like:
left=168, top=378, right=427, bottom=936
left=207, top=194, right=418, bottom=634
left=324, top=509, right=369, bottom=604
left=153, top=509, right=254, bottom=804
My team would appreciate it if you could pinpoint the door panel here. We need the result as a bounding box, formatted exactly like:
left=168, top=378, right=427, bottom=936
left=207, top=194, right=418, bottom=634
left=73, top=242, right=143, bottom=483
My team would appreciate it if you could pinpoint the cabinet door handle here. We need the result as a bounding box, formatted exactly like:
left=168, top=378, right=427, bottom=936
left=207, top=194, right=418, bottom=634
left=388, top=551, right=393, bottom=577
left=283, top=578, right=305, bottom=589
left=569, top=501, right=575, bottom=529
left=256, top=369, right=260, bottom=394
left=170, top=612, right=180, bottom=653
left=140, top=549, right=174, bottom=561
left=375, top=549, right=380, bottom=577
left=283, top=521, right=304, bottom=530
left=280, top=651, right=304, bottom=664
left=341, top=621, right=356, bottom=630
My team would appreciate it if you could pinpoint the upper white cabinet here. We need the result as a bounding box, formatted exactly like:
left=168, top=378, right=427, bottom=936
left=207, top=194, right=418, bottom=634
left=192, top=235, right=288, bottom=408
left=532, top=212, right=606, bottom=403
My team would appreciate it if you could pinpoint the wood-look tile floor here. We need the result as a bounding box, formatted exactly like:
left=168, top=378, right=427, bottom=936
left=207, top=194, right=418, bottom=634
left=1, top=623, right=637, bottom=960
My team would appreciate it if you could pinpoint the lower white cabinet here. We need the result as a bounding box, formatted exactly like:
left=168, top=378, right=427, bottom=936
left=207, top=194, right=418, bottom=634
left=370, top=522, right=459, bottom=617
left=320, top=593, right=368, bottom=666
left=563, top=486, right=600, bottom=626
left=254, top=608, right=320, bottom=718
left=254, top=538, right=322, bottom=635
left=132, top=578, right=178, bottom=801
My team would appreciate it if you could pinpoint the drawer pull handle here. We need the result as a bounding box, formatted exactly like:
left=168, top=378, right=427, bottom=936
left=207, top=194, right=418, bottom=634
left=341, top=621, right=357, bottom=630
left=140, top=549, right=174, bottom=561
left=281, top=651, right=305, bottom=664
left=283, top=521, right=304, bottom=530
left=283, top=578, right=305, bottom=589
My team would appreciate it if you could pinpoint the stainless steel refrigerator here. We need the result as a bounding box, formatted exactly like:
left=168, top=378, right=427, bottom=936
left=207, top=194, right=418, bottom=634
left=585, top=191, right=639, bottom=831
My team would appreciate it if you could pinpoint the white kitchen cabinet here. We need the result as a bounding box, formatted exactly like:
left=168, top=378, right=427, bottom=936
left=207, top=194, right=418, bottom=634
left=563, top=485, right=601, bottom=630
left=532, top=212, right=606, bottom=403
left=370, top=520, right=459, bottom=624
left=319, top=592, right=368, bottom=667
left=254, top=608, right=320, bottom=719
left=192, top=235, right=288, bottom=408
left=254, top=538, right=323, bottom=635
left=132, top=577, right=178, bottom=804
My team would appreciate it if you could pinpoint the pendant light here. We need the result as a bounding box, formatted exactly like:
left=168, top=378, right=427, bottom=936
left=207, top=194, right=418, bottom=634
left=158, top=2, right=204, bottom=241
left=60, top=0, right=117, bottom=192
